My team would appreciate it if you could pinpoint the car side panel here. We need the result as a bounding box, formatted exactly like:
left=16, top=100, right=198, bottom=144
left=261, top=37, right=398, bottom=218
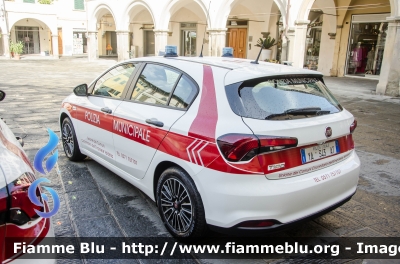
left=73, top=97, right=122, bottom=165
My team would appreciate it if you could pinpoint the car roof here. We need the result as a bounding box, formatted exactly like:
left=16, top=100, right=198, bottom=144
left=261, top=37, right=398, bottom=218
left=127, top=56, right=323, bottom=85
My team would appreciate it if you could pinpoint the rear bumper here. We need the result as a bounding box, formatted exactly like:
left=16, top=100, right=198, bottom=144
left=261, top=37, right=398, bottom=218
left=194, top=150, right=360, bottom=230
left=208, top=191, right=355, bottom=235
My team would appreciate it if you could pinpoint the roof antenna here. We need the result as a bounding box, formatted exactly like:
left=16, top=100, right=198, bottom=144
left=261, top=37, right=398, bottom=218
left=199, top=1, right=211, bottom=57
left=251, top=40, right=264, bottom=64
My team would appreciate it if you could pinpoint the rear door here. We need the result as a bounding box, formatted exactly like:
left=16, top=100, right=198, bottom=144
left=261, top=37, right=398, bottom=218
left=75, top=63, right=138, bottom=165
left=224, top=75, right=355, bottom=178
left=112, top=63, right=198, bottom=179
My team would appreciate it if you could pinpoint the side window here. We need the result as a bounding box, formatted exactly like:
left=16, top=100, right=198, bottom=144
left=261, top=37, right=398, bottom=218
left=92, top=64, right=136, bottom=99
left=169, top=75, right=198, bottom=109
left=131, top=64, right=180, bottom=105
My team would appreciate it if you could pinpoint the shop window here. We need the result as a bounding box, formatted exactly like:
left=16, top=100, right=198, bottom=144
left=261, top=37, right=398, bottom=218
left=73, top=32, right=87, bottom=54
left=304, top=15, right=323, bottom=70
left=346, top=21, right=388, bottom=77
left=23, top=0, right=35, bottom=3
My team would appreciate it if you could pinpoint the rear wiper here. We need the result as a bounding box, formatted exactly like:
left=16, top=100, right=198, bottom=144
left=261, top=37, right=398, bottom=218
left=265, top=107, right=331, bottom=120
left=285, top=107, right=322, bottom=115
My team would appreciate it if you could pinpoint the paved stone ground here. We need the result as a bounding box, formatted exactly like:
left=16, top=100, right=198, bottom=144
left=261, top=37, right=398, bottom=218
left=0, top=59, right=399, bottom=264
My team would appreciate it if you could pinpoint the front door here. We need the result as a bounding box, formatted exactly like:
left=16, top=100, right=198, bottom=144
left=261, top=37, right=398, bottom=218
left=75, top=63, right=137, bottom=165
left=58, top=28, right=63, bottom=55
left=228, top=28, right=247, bottom=58
left=144, top=30, right=155, bottom=56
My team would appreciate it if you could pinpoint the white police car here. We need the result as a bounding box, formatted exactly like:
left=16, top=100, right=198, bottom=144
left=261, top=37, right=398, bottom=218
left=0, top=90, right=55, bottom=263
left=59, top=47, right=360, bottom=239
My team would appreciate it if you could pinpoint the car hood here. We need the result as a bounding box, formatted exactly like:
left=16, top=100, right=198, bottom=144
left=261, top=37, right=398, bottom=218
left=0, top=119, right=33, bottom=186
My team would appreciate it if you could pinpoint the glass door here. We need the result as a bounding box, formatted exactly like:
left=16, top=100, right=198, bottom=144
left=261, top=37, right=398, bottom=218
left=181, top=30, right=197, bottom=57
left=15, top=27, right=40, bottom=54
left=345, top=22, right=388, bottom=77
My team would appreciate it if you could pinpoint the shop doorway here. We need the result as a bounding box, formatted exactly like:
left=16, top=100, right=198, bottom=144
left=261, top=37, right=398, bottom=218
left=227, top=28, right=247, bottom=58
left=15, top=26, right=40, bottom=54
left=180, top=23, right=197, bottom=57
left=345, top=14, right=389, bottom=78
left=144, top=30, right=155, bottom=56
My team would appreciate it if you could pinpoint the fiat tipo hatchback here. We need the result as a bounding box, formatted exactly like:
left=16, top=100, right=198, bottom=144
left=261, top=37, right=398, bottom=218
left=59, top=56, right=360, bottom=239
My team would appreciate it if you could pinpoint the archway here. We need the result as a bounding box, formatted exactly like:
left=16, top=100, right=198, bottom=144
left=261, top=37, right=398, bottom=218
left=222, top=0, right=284, bottom=60
left=91, top=5, right=118, bottom=57
left=162, top=0, right=208, bottom=56
left=124, top=2, right=156, bottom=57
left=9, top=18, right=53, bottom=55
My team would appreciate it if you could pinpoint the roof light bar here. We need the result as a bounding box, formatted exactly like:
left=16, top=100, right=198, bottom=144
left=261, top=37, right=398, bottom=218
left=222, top=47, right=234, bottom=57
left=164, top=45, right=178, bottom=57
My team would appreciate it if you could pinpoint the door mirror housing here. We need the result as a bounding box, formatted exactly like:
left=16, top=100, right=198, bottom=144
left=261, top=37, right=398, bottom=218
left=0, top=90, right=5, bottom=101
left=73, top=84, right=88, bottom=97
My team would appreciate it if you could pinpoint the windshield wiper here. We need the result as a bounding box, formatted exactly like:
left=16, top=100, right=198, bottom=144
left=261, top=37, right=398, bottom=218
left=285, top=107, right=322, bottom=114
left=265, top=107, right=331, bottom=120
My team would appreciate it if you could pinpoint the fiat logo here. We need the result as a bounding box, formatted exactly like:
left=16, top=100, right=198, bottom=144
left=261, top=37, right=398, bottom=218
left=325, top=127, right=332, bottom=138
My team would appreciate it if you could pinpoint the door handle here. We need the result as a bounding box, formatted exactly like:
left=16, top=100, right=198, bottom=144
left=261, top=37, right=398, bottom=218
left=101, top=107, right=112, bottom=114
left=146, top=118, right=164, bottom=127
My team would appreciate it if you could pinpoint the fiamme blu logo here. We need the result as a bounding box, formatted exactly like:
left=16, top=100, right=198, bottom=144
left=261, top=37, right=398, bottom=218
left=29, top=128, right=60, bottom=218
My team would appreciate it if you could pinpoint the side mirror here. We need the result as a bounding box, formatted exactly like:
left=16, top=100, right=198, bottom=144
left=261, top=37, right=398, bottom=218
left=0, top=90, right=5, bottom=101
left=73, top=84, right=88, bottom=97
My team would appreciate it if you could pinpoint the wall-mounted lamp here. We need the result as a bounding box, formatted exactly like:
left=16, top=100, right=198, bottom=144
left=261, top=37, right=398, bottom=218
left=168, top=32, right=172, bottom=36
left=328, top=32, right=336, bottom=39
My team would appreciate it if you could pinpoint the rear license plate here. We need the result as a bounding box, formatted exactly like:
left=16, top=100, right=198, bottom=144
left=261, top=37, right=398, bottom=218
left=300, top=141, right=340, bottom=164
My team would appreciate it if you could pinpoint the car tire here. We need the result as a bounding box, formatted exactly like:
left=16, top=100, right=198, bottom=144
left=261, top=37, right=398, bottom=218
left=156, top=167, right=208, bottom=240
left=61, top=117, right=86, bottom=161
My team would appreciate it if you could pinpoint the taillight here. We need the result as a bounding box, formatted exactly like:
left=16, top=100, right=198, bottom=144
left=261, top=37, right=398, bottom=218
left=0, top=187, right=8, bottom=225
left=7, top=172, right=43, bottom=225
left=217, top=134, right=298, bottom=162
left=350, top=119, right=357, bottom=134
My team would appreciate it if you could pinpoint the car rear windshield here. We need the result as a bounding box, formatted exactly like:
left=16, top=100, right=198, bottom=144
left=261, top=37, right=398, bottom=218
left=225, top=76, right=343, bottom=120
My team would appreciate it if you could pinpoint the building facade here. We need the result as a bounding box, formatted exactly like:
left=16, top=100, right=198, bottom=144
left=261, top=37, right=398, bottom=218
left=1, top=0, right=399, bottom=96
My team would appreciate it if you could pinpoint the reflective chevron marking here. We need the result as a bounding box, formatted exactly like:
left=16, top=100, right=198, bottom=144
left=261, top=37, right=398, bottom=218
left=186, top=139, right=209, bottom=166
left=186, top=139, right=199, bottom=164
left=197, top=142, right=209, bottom=167
left=191, top=140, right=204, bottom=165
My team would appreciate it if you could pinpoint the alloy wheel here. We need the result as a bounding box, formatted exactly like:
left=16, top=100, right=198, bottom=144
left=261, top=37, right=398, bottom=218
left=62, top=123, right=74, bottom=157
left=160, top=178, right=193, bottom=233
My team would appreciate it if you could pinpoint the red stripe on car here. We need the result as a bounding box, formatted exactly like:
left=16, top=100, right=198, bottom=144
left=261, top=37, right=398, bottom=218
left=188, top=65, right=218, bottom=142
